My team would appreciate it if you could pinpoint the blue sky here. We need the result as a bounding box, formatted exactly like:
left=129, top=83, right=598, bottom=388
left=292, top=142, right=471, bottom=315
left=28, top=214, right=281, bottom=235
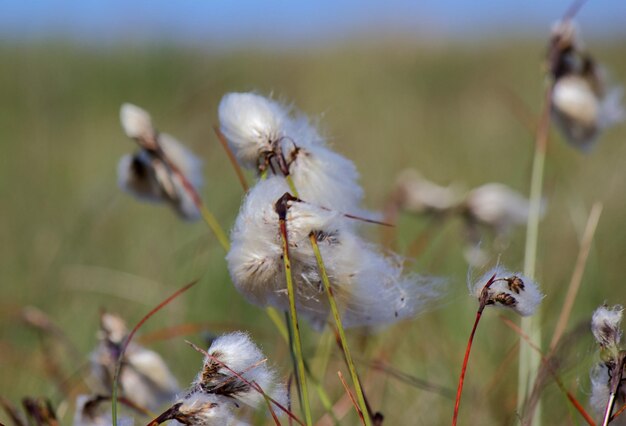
left=1, top=0, right=625, bottom=46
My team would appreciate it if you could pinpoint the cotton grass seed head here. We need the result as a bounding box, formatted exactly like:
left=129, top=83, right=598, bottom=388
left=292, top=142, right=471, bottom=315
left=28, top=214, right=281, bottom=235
left=90, top=312, right=180, bottom=412
left=393, top=169, right=463, bottom=215
left=591, top=304, right=623, bottom=352
left=192, top=331, right=286, bottom=409
left=227, top=177, right=444, bottom=329
left=218, top=92, right=289, bottom=170
left=471, top=267, right=543, bottom=316
left=118, top=104, right=204, bottom=220
left=120, top=103, right=155, bottom=146
left=548, top=20, right=624, bottom=151
left=464, top=183, right=538, bottom=235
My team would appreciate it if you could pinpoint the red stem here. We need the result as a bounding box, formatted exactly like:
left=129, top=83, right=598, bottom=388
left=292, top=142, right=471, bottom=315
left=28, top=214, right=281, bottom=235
left=452, top=308, right=483, bottom=426
left=212, top=125, right=249, bottom=192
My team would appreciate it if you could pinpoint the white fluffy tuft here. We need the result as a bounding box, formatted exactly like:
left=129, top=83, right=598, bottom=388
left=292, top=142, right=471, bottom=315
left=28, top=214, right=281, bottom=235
left=218, top=92, right=289, bottom=169
left=471, top=266, right=544, bottom=317
left=591, top=304, right=623, bottom=349
left=227, top=177, right=444, bottom=329
left=194, top=331, right=287, bottom=410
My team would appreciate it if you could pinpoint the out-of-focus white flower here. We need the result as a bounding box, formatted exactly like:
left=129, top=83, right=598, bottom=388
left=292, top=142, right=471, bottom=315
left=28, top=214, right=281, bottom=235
left=464, top=183, right=538, bottom=235
left=191, top=332, right=287, bottom=409
left=591, top=304, right=624, bottom=351
left=118, top=104, right=203, bottom=220
left=89, top=312, right=180, bottom=412
left=470, top=267, right=543, bottom=316
left=73, top=395, right=134, bottom=426
left=549, top=20, right=624, bottom=150
left=392, top=169, right=463, bottom=214
left=227, top=177, right=443, bottom=329
left=218, top=92, right=289, bottom=169
left=120, top=103, right=155, bottom=144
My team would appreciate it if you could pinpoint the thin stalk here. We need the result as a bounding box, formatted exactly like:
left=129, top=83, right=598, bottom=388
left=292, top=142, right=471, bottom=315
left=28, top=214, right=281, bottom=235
left=304, top=357, right=341, bottom=426
left=286, top=175, right=299, bottom=197
left=111, top=280, right=198, bottom=425
left=452, top=307, right=484, bottom=426
left=157, top=148, right=230, bottom=251
left=280, top=218, right=313, bottom=426
left=499, top=315, right=596, bottom=426
left=309, top=234, right=372, bottom=426
left=519, top=87, right=552, bottom=424
left=197, top=204, right=230, bottom=251
left=337, top=371, right=367, bottom=426
left=286, top=311, right=305, bottom=412
left=212, top=125, right=249, bottom=192
left=550, top=202, right=603, bottom=350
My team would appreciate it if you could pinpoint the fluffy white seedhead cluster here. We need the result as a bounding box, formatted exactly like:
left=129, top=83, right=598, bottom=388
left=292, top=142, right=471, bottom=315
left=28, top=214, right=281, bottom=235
left=118, top=103, right=204, bottom=220
left=591, top=304, right=624, bottom=350
left=218, top=92, right=365, bottom=215
left=89, top=312, right=180, bottom=412
left=228, top=177, right=442, bottom=329
left=218, top=93, right=288, bottom=169
left=549, top=20, right=624, bottom=150
left=152, top=332, right=283, bottom=426
left=192, top=331, right=287, bottom=409
left=471, top=267, right=543, bottom=316
left=73, top=395, right=134, bottom=426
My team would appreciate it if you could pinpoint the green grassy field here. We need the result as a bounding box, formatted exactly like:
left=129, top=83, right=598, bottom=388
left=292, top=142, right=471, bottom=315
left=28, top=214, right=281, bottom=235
left=1, top=38, right=626, bottom=424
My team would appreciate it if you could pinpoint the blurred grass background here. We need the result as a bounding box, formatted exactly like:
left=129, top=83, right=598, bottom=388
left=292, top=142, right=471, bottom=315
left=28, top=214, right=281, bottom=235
left=1, top=38, right=626, bottom=424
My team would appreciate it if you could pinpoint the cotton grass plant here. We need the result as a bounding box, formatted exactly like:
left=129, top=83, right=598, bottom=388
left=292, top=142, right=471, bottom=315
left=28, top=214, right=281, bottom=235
left=5, top=5, right=626, bottom=425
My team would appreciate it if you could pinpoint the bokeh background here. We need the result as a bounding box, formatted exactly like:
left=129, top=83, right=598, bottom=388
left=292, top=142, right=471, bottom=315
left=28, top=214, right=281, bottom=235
left=1, top=1, right=626, bottom=424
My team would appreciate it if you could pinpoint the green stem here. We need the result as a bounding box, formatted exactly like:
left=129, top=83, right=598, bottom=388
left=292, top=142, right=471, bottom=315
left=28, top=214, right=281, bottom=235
left=198, top=204, right=230, bottom=252
left=280, top=220, right=313, bottom=426
left=518, top=88, right=552, bottom=424
left=309, top=234, right=373, bottom=426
